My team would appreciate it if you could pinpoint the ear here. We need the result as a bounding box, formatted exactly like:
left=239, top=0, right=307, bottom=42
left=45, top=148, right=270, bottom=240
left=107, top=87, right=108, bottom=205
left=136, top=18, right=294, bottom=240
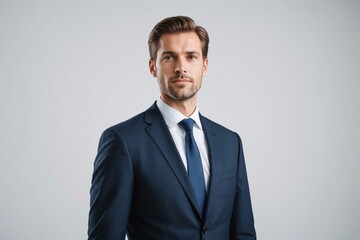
left=202, top=58, right=208, bottom=76
left=149, top=59, right=157, bottom=77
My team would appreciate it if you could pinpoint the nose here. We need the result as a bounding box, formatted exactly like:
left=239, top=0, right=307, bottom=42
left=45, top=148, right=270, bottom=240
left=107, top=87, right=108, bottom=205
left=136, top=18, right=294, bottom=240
left=175, top=57, right=187, bottom=74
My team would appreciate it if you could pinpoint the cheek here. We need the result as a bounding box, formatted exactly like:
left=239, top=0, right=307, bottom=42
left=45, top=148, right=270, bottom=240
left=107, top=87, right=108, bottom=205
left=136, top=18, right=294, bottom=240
left=159, top=68, right=174, bottom=80
left=160, top=63, right=175, bottom=73
left=195, top=66, right=205, bottom=78
left=157, top=73, right=167, bottom=86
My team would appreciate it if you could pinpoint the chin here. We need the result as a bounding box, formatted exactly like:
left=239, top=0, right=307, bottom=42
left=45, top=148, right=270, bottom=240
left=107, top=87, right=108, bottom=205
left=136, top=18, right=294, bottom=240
left=173, top=92, right=197, bottom=101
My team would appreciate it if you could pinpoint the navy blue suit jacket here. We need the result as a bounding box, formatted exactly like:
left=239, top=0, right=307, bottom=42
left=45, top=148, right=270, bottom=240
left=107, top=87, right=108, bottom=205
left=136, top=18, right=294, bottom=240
left=88, top=103, right=256, bottom=239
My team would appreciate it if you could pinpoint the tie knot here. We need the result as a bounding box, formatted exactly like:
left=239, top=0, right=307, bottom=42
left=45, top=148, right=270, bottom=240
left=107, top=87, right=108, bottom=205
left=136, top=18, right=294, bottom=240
left=179, top=118, right=195, bottom=133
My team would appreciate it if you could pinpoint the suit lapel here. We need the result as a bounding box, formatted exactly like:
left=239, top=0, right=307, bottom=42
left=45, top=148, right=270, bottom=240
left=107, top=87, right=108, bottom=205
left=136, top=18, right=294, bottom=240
left=200, top=115, right=223, bottom=221
left=144, top=103, right=202, bottom=218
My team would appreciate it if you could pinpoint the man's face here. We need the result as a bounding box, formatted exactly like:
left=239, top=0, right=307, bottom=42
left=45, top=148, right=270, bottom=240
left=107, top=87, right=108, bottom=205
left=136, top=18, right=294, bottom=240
left=149, top=32, right=208, bottom=103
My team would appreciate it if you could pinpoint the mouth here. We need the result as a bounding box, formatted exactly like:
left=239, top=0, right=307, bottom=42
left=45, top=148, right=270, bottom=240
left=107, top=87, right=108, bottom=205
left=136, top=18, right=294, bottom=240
left=170, top=74, right=192, bottom=84
left=171, top=78, right=191, bottom=83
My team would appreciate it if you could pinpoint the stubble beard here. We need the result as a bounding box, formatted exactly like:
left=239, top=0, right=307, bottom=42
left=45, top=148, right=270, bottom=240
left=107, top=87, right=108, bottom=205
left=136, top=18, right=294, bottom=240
left=166, top=84, right=199, bottom=101
left=158, top=73, right=202, bottom=102
left=160, top=76, right=203, bottom=101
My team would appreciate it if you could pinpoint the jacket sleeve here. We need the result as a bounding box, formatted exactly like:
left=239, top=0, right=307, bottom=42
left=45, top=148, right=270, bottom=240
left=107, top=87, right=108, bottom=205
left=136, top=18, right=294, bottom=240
left=229, top=133, right=256, bottom=240
left=88, top=129, right=133, bottom=240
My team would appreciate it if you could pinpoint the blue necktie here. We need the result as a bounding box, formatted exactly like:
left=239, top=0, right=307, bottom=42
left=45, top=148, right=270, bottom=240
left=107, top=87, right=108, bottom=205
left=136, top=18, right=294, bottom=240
left=179, top=119, right=206, bottom=215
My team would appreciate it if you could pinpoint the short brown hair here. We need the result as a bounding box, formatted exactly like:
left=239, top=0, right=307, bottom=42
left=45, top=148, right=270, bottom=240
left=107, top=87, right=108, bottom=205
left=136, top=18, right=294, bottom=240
left=148, top=16, right=209, bottom=61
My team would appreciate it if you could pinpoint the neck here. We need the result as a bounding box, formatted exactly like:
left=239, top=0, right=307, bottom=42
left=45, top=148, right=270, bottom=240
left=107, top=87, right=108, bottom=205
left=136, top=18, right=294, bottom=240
left=160, top=95, right=197, bottom=117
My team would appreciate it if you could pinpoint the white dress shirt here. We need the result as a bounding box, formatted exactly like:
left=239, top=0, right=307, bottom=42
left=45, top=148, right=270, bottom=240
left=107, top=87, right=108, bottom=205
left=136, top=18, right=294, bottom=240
left=156, top=98, right=210, bottom=191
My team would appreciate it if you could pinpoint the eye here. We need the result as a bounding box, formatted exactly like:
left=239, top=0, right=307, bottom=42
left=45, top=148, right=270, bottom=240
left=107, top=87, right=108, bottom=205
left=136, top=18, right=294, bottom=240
left=188, top=54, right=198, bottom=60
left=163, top=55, right=174, bottom=61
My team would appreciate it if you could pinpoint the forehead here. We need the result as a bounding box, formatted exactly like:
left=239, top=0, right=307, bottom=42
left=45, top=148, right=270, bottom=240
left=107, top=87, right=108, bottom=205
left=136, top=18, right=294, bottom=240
left=158, top=32, right=202, bottom=54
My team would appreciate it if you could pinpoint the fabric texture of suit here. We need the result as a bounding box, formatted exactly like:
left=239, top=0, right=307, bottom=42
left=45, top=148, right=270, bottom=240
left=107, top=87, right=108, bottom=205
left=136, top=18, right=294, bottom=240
left=88, top=103, right=256, bottom=240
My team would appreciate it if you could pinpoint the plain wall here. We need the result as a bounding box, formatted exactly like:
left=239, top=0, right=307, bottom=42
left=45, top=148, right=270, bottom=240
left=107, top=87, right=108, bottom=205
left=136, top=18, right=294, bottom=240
left=0, top=0, right=358, bottom=239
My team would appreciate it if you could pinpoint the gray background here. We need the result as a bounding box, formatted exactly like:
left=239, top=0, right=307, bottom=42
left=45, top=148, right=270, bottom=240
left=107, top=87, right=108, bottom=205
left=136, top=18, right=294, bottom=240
left=0, top=0, right=359, bottom=239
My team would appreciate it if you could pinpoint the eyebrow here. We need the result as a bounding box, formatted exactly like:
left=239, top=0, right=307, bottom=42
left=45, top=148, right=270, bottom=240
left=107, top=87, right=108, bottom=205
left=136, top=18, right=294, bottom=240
left=161, top=51, right=176, bottom=56
left=186, top=51, right=201, bottom=55
left=161, top=50, right=201, bottom=56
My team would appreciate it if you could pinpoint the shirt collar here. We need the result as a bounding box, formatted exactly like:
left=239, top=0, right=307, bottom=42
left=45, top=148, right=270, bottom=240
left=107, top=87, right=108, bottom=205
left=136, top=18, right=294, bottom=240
left=156, top=98, right=203, bottom=130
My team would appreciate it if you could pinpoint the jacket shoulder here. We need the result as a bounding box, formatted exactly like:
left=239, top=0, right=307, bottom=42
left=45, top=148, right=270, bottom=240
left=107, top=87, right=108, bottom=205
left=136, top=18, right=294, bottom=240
left=108, top=111, right=145, bottom=132
left=101, top=103, right=159, bottom=140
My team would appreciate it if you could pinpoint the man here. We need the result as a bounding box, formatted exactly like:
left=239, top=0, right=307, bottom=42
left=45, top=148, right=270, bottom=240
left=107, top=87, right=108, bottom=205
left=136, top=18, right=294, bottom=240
left=88, top=16, right=256, bottom=240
